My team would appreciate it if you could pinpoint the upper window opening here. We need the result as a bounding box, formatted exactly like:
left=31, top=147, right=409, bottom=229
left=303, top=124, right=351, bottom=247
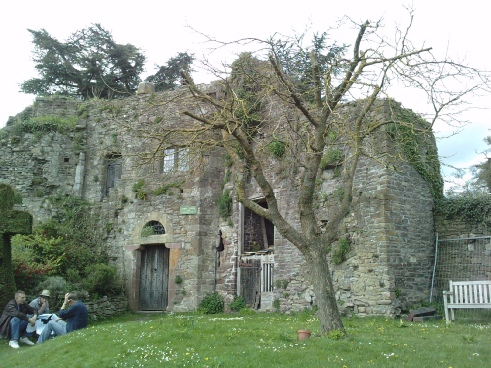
left=163, top=147, right=189, bottom=173
left=243, top=200, right=274, bottom=253
left=106, top=153, right=122, bottom=195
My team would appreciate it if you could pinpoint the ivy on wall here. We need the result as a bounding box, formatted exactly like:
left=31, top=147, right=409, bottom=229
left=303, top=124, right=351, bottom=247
left=389, top=108, right=444, bottom=201
left=434, top=194, right=491, bottom=224
left=389, top=107, right=491, bottom=226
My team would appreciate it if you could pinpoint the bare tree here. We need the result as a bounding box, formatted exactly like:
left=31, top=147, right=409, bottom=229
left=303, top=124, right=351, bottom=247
left=135, top=12, right=490, bottom=335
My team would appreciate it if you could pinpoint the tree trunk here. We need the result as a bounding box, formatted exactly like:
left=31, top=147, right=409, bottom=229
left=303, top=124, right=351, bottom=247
left=307, top=248, right=345, bottom=335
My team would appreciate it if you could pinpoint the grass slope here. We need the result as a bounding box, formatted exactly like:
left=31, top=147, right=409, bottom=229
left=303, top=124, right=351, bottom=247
left=1, top=311, right=490, bottom=367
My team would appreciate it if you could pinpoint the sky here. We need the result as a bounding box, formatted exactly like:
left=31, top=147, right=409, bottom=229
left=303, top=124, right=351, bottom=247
left=1, top=1, right=489, bottom=189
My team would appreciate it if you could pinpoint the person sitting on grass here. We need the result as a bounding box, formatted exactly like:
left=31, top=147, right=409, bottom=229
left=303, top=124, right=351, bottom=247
left=37, top=292, right=88, bottom=344
left=0, top=290, right=38, bottom=348
left=29, top=289, right=51, bottom=315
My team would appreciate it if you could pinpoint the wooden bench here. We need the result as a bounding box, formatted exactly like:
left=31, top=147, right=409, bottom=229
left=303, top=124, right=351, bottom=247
left=443, top=280, right=491, bottom=324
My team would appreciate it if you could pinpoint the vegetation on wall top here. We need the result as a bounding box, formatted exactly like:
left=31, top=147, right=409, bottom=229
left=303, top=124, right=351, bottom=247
left=434, top=193, right=491, bottom=225
left=1, top=108, right=79, bottom=140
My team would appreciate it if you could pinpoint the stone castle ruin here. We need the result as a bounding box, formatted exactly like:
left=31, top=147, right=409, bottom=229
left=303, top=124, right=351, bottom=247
left=0, top=84, right=478, bottom=316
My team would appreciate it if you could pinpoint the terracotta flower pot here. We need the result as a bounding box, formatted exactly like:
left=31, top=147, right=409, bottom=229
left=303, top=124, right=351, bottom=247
left=297, top=329, right=311, bottom=340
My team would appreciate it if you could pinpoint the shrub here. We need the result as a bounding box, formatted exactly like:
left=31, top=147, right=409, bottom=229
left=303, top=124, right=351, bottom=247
left=267, top=140, right=286, bottom=158
left=153, top=181, right=184, bottom=196
left=198, top=292, right=224, bottom=314
left=327, top=329, right=346, bottom=340
left=13, top=261, right=53, bottom=292
left=229, top=295, right=247, bottom=312
left=320, top=148, right=343, bottom=169
left=19, top=115, right=78, bottom=134
left=12, top=195, right=109, bottom=295
left=82, top=263, right=122, bottom=298
left=11, top=233, right=64, bottom=291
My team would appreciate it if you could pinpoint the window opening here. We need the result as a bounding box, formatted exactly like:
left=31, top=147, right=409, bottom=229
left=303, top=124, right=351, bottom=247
left=163, top=148, right=175, bottom=173
left=141, top=221, right=166, bottom=237
left=243, top=200, right=274, bottom=253
left=106, top=153, right=122, bottom=195
left=178, top=148, right=189, bottom=171
left=163, top=147, right=189, bottom=173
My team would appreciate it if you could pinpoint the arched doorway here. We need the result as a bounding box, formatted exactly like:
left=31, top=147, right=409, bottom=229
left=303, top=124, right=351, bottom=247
left=139, top=244, right=169, bottom=310
left=130, top=214, right=175, bottom=311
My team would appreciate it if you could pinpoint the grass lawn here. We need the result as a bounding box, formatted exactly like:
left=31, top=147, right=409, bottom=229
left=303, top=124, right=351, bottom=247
left=1, top=311, right=490, bottom=367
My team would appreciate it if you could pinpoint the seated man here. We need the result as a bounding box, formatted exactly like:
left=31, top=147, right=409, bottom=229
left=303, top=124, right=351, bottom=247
left=29, top=289, right=51, bottom=315
left=0, top=290, right=38, bottom=348
left=37, top=292, right=88, bottom=344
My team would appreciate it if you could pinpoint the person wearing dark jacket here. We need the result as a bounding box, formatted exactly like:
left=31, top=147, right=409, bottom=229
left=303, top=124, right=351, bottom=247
left=0, top=290, right=38, bottom=348
left=37, top=292, right=88, bottom=344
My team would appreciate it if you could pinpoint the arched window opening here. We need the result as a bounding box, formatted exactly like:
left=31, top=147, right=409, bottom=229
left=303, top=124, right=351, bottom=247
left=141, top=221, right=166, bottom=237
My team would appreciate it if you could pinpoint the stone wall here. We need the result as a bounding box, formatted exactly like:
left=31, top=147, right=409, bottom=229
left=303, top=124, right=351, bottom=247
left=1, top=93, right=440, bottom=316
left=435, top=216, right=491, bottom=239
left=85, top=296, right=128, bottom=319
left=219, top=100, right=438, bottom=316
left=1, top=93, right=224, bottom=313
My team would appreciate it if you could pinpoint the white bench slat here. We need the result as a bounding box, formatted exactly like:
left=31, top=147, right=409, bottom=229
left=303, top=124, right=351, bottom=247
left=444, top=280, right=491, bottom=324
left=446, top=303, right=491, bottom=308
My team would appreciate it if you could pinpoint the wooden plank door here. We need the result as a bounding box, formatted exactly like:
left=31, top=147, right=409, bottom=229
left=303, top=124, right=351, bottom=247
left=139, top=245, right=169, bottom=310
left=239, top=258, right=261, bottom=307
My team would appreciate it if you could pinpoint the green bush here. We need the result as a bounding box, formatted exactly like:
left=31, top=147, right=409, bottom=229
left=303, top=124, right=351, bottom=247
left=11, top=233, right=65, bottom=290
left=198, top=292, right=224, bottom=314
left=267, top=140, right=286, bottom=158
left=82, top=263, right=122, bottom=298
left=12, top=195, right=109, bottom=296
left=320, top=148, right=343, bottom=169
left=18, top=115, right=78, bottom=134
left=435, top=194, right=491, bottom=223
left=153, top=180, right=184, bottom=196
left=229, top=295, right=247, bottom=312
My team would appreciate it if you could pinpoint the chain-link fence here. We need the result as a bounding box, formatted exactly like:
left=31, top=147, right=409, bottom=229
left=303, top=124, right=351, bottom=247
left=430, top=235, right=491, bottom=321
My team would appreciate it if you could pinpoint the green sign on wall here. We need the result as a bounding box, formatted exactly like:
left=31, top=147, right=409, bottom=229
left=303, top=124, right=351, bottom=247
left=180, top=206, right=197, bottom=215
